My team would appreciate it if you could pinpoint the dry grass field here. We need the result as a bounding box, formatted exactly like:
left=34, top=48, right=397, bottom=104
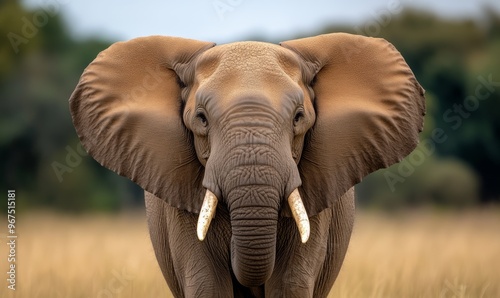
left=1, top=208, right=499, bottom=298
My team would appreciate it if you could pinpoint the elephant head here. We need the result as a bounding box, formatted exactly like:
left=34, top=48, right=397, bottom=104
left=69, top=33, right=425, bottom=287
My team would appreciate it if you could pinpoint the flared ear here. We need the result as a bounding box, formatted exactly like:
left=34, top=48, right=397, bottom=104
left=281, top=33, right=425, bottom=216
left=69, top=36, right=215, bottom=213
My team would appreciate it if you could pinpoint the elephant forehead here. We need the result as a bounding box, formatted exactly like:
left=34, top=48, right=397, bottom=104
left=197, top=42, right=302, bottom=82
left=193, top=42, right=304, bottom=114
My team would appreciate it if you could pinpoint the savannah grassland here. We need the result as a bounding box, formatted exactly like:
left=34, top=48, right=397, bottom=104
left=1, top=209, right=499, bottom=298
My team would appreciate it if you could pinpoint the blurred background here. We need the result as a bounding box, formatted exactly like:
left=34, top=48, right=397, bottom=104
left=1, top=0, right=499, bottom=212
left=1, top=0, right=500, bottom=297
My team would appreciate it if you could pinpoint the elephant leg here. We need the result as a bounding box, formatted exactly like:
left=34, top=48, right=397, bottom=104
left=266, top=210, right=332, bottom=297
left=145, top=192, right=234, bottom=298
left=266, top=188, right=355, bottom=298
left=313, top=188, right=355, bottom=297
left=145, top=192, right=180, bottom=296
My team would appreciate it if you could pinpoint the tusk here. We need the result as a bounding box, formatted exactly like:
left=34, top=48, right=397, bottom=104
left=197, top=190, right=218, bottom=241
left=288, top=188, right=310, bottom=243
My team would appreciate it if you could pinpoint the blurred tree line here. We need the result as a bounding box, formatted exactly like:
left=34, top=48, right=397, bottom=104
left=1, top=0, right=499, bottom=212
left=1, top=0, right=141, bottom=212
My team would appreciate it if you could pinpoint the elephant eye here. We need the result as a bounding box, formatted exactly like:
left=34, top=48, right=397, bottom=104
left=196, top=111, right=208, bottom=127
left=293, top=110, right=304, bottom=126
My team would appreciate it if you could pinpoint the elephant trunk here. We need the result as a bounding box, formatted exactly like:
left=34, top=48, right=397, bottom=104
left=229, top=186, right=280, bottom=287
left=200, top=114, right=302, bottom=286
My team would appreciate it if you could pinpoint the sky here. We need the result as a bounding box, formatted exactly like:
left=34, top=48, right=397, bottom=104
left=23, top=0, right=500, bottom=44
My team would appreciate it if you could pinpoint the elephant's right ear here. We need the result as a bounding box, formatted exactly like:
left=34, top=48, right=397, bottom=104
left=69, top=36, right=215, bottom=213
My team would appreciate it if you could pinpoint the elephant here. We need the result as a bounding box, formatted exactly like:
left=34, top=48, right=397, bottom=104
left=69, top=33, right=425, bottom=297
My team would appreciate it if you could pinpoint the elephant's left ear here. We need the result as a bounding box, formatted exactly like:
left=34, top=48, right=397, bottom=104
left=281, top=33, right=425, bottom=216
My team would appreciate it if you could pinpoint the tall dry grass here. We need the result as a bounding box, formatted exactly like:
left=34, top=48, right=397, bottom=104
left=331, top=209, right=500, bottom=297
left=1, top=208, right=499, bottom=297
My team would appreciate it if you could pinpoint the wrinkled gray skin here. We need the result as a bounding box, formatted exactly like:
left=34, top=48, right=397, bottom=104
left=70, top=33, right=425, bottom=297
left=146, top=42, right=355, bottom=297
left=145, top=190, right=354, bottom=297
